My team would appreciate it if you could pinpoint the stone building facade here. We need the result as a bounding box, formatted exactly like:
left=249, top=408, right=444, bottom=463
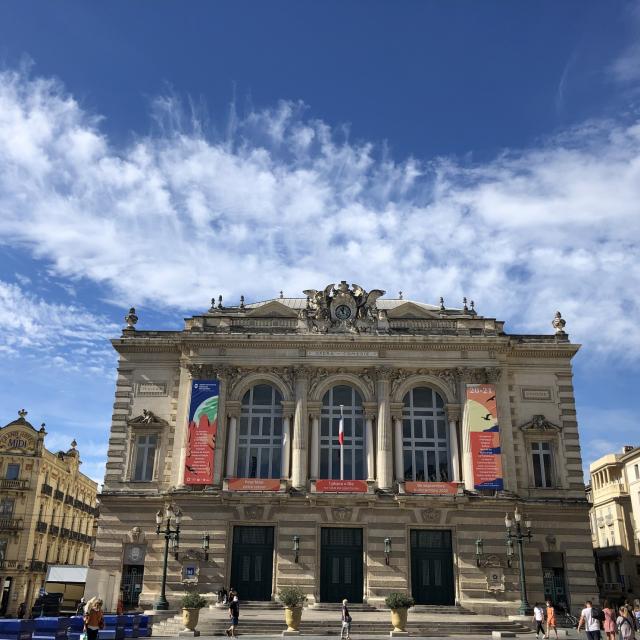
left=0, top=411, right=98, bottom=615
left=93, top=283, right=597, bottom=614
left=588, top=446, right=640, bottom=603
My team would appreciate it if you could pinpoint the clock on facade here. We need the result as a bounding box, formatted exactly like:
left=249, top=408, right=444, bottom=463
left=335, top=305, right=352, bottom=320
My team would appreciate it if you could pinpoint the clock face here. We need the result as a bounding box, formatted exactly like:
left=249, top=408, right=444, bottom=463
left=335, top=305, right=352, bottom=320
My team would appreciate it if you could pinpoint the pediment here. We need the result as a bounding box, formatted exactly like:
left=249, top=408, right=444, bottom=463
left=128, top=410, right=169, bottom=427
left=245, top=301, right=298, bottom=318
left=386, top=302, right=440, bottom=320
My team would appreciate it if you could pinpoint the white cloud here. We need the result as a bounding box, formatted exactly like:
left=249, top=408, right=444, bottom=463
left=0, top=278, right=119, bottom=371
left=0, top=68, right=639, bottom=361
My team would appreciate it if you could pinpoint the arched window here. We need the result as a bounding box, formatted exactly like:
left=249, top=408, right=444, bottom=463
left=402, top=387, right=449, bottom=482
left=320, top=385, right=365, bottom=480
left=237, top=384, right=283, bottom=479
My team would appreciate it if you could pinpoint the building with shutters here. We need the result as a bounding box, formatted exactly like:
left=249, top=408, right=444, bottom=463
left=93, top=282, right=597, bottom=614
left=0, top=411, right=98, bottom=616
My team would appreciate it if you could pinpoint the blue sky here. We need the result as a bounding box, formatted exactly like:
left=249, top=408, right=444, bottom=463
left=0, top=1, right=639, bottom=483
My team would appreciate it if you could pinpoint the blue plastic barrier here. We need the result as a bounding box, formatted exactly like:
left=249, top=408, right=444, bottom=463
left=33, top=617, right=70, bottom=640
left=123, top=615, right=140, bottom=639
left=101, top=616, right=126, bottom=640
left=67, top=616, right=84, bottom=640
left=0, top=618, right=35, bottom=640
left=137, top=616, right=151, bottom=638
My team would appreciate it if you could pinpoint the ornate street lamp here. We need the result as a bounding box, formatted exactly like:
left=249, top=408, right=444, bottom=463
left=505, top=507, right=533, bottom=616
left=293, top=535, right=300, bottom=563
left=154, top=506, right=181, bottom=610
left=475, top=538, right=484, bottom=567
left=202, top=533, right=210, bottom=562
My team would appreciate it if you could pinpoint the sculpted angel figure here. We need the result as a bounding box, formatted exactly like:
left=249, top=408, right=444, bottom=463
left=351, top=283, right=385, bottom=319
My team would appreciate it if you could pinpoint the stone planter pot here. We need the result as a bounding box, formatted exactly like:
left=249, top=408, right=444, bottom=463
left=390, top=607, right=408, bottom=632
left=182, top=607, right=200, bottom=631
left=284, top=606, right=303, bottom=631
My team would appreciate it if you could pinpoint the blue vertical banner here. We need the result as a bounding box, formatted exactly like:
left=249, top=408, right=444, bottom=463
left=184, top=380, right=219, bottom=485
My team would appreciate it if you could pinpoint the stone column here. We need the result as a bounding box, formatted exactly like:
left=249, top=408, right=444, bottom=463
left=172, top=364, right=194, bottom=488
left=281, top=401, right=294, bottom=481
left=391, top=402, right=404, bottom=484
left=376, top=368, right=394, bottom=491
left=225, top=401, right=241, bottom=478
left=291, top=368, right=310, bottom=490
left=446, top=404, right=461, bottom=483
left=213, top=368, right=229, bottom=486
left=362, top=402, right=377, bottom=482
left=308, top=402, right=321, bottom=480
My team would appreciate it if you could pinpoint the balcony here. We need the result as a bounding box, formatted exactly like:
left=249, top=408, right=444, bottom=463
left=0, top=518, right=23, bottom=531
left=49, top=524, right=60, bottom=536
left=64, top=495, right=74, bottom=506
left=41, top=483, right=53, bottom=496
left=0, top=479, right=29, bottom=491
left=73, top=499, right=83, bottom=510
left=30, top=560, right=46, bottom=573
left=0, top=559, right=19, bottom=570
left=36, top=520, right=48, bottom=533
left=60, top=527, right=70, bottom=539
left=603, top=581, right=624, bottom=593
left=53, top=489, right=64, bottom=501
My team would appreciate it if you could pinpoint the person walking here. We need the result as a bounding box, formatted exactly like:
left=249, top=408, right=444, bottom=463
left=532, top=603, right=545, bottom=639
left=632, top=600, right=640, bottom=633
left=616, top=607, right=635, bottom=640
left=226, top=594, right=239, bottom=637
left=577, top=600, right=602, bottom=640
left=17, top=602, right=26, bottom=619
left=602, top=600, right=616, bottom=640
left=341, top=599, right=352, bottom=640
left=83, top=598, right=105, bottom=640
left=544, top=600, right=558, bottom=639
left=76, top=598, right=86, bottom=617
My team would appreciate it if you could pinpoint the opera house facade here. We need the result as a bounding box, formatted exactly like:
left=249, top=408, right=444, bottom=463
left=92, top=282, right=597, bottom=613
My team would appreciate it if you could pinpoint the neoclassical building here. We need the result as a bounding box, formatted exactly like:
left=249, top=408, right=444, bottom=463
left=93, top=283, right=597, bottom=613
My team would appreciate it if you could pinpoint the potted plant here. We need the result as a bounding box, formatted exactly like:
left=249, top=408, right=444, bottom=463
left=385, top=592, right=415, bottom=633
left=181, top=591, right=207, bottom=634
left=277, top=586, right=308, bottom=632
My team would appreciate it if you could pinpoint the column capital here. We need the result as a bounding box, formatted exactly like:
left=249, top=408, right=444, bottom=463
left=445, top=403, right=462, bottom=421
left=375, top=366, right=395, bottom=381
left=362, top=401, right=378, bottom=419
left=293, top=366, right=313, bottom=381
left=281, top=400, right=295, bottom=417
left=390, top=401, right=404, bottom=421
left=307, top=401, right=322, bottom=419
left=226, top=400, right=241, bottom=418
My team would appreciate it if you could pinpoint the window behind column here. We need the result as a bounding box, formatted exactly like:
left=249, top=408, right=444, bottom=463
left=237, top=384, right=283, bottom=478
left=402, top=387, right=450, bottom=482
left=320, top=385, right=365, bottom=480
left=531, top=441, right=554, bottom=487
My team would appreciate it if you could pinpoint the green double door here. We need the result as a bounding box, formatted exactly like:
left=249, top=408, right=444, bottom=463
left=320, top=527, right=363, bottom=603
left=410, top=529, right=455, bottom=605
left=230, top=526, right=274, bottom=601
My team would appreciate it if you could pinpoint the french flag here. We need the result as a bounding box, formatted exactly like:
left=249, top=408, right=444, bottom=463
left=338, top=415, right=345, bottom=446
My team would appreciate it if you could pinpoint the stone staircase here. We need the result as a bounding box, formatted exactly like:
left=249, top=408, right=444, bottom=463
left=150, top=603, right=531, bottom=637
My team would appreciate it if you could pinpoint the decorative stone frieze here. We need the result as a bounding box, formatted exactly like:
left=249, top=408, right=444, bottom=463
left=519, top=414, right=561, bottom=433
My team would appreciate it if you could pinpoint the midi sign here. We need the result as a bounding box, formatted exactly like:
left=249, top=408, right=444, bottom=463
left=464, top=384, right=503, bottom=491
left=184, top=380, right=219, bottom=485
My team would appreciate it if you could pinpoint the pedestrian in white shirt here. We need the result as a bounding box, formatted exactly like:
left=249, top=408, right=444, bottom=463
left=533, top=603, right=545, bottom=639
left=577, top=600, right=602, bottom=640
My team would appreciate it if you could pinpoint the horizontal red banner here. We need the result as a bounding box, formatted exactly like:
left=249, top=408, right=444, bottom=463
left=404, top=481, right=459, bottom=495
left=228, top=478, right=281, bottom=492
left=315, top=479, right=368, bottom=493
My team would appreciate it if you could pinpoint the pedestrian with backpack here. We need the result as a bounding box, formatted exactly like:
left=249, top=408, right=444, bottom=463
left=616, top=607, right=635, bottom=640
left=578, top=600, right=602, bottom=640
left=341, top=599, right=352, bottom=640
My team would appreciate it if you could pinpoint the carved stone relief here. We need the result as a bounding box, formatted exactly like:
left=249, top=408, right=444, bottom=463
left=332, top=507, right=353, bottom=522
left=244, top=505, right=265, bottom=520
left=420, top=508, right=440, bottom=523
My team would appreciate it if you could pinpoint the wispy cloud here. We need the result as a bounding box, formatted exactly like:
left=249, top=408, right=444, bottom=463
left=0, top=68, right=639, bottom=363
left=610, top=1, right=640, bottom=86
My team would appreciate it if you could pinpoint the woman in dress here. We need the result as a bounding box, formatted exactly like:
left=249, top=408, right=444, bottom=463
left=544, top=599, right=558, bottom=639
left=602, top=599, right=616, bottom=640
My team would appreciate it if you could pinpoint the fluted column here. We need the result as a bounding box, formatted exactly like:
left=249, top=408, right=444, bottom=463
left=362, top=402, right=377, bottom=482
left=446, top=404, right=461, bottom=483
left=281, top=401, right=294, bottom=481
left=310, top=415, right=320, bottom=479
left=291, top=368, right=310, bottom=490
left=461, top=386, right=475, bottom=491
left=225, top=401, right=241, bottom=478
left=376, top=368, right=394, bottom=490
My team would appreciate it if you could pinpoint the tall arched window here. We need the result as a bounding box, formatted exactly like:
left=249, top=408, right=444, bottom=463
left=237, top=384, right=283, bottom=478
left=320, top=385, right=365, bottom=480
left=402, top=387, right=449, bottom=482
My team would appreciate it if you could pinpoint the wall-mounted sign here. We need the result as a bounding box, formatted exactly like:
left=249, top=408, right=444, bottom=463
left=404, top=481, right=459, bottom=495
left=0, top=429, right=36, bottom=453
left=464, top=384, right=503, bottom=491
left=315, top=479, right=368, bottom=493
left=184, top=380, right=219, bottom=485
left=228, top=478, right=280, bottom=492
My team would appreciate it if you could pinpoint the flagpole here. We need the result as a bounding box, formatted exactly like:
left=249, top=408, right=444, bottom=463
left=339, top=404, right=344, bottom=481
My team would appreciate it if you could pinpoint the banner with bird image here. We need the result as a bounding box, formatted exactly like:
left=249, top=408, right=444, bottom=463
left=184, top=380, right=219, bottom=484
left=464, top=384, right=503, bottom=491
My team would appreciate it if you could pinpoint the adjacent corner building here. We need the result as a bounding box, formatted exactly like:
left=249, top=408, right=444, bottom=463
left=0, top=411, right=98, bottom=615
left=92, top=282, right=597, bottom=614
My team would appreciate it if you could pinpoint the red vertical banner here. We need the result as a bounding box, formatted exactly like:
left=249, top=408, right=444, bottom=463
left=184, top=380, right=219, bottom=485
left=464, top=384, right=503, bottom=491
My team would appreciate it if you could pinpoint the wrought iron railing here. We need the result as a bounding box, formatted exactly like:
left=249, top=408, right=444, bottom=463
left=0, top=479, right=29, bottom=490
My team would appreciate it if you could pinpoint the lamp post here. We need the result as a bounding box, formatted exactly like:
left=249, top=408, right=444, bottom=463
left=384, top=537, right=392, bottom=565
left=155, top=506, right=181, bottom=610
left=293, top=535, right=300, bottom=563
left=505, top=507, right=533, bottom=616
